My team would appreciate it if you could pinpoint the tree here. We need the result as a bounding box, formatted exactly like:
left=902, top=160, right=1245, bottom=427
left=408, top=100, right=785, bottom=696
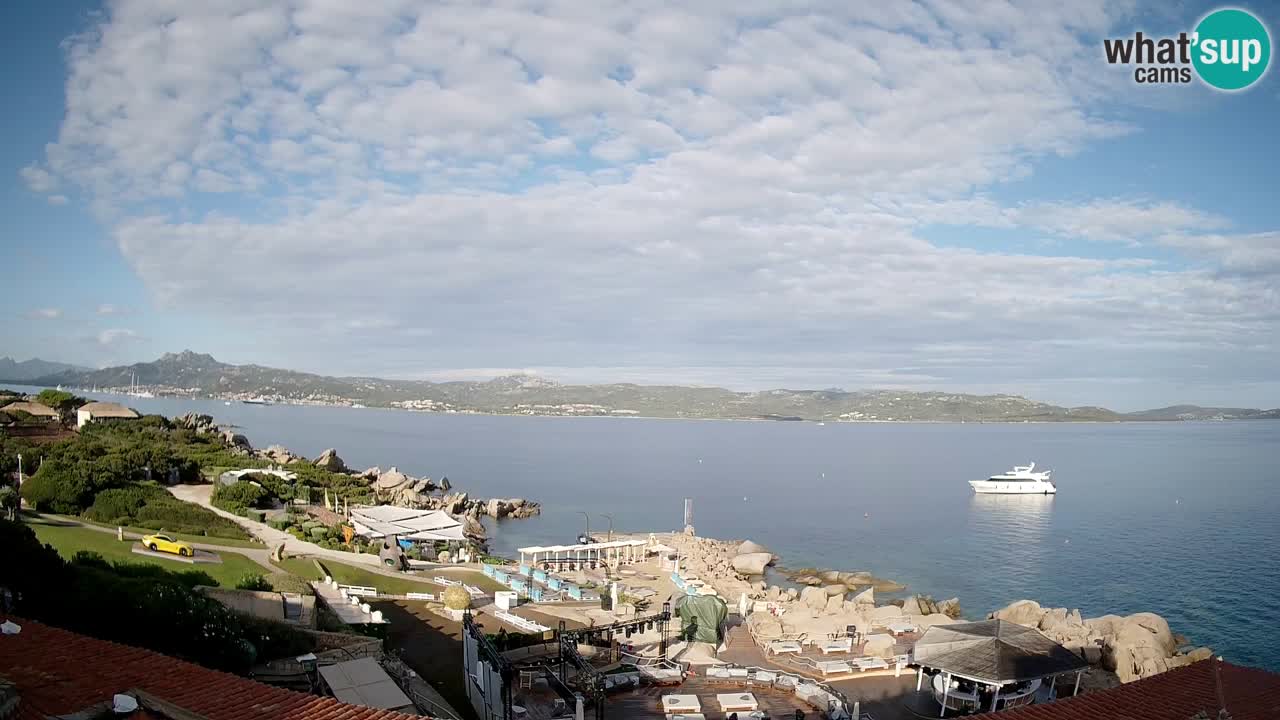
left=36, top=389, right=87, bottom=425
left=0, top=486, right=18, bottom=521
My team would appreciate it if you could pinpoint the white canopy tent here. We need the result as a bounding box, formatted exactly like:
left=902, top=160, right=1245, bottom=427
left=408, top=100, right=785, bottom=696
left=349, top=506, right=466, bottom=541
left=518, top=539, right=649, bottom=567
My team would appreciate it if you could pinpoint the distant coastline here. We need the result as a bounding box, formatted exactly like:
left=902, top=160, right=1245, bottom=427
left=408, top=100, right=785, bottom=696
left=4, top=350, right=1278, bottom=423
left=4, top=382, right=1274, bottom=426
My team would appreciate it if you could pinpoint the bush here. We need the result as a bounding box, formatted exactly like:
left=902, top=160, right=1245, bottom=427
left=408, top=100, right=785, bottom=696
left=309, top=526, right=329, bottom=540
left=71, top=550, right=112, bottom=570
left=134, top=495, right=249, bottom=539
left=85, top=485, right=162, bottom=523
left=236, top=573, right=272, bottom=591
left=265, top=573, right=313, bottom=594
left=442, top=585, right=471, bottom=610
left=211, top=481, right=269, bottom=512
left=21, top=460, right=93, bottom=514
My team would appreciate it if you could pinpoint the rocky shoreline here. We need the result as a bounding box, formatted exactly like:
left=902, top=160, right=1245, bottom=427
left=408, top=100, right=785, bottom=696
left=664, top=529, right=1212, bottom=688
left=175, top=412, right=541, bottom=537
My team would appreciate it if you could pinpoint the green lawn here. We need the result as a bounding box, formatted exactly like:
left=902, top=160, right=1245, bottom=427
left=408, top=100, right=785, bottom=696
left=428, top=569, right=505, bottom=594
left=51, top=514, right=266, bottom=549
left=30, top=521, right=270, bottom=588
left=273, top=557, right=446, bottom=596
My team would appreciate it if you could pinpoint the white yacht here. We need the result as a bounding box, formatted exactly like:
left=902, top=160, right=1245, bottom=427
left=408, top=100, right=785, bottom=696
left=969, top=462, right=1056, bottom=494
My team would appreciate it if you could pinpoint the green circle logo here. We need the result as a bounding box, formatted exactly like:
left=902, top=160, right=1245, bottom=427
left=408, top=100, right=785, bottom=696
left=1192, top=8, right=1271, bottom=90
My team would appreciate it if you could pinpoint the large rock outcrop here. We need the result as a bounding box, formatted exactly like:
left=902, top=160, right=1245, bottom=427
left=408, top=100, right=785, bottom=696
left=260, top=444, right=303, bottom=465
left=732, top=552, right=773, bottom=576
left=313, top=448, right=347, bottom=473
left=800, top=586, right=828, bottom=610
left=989, top=600, right=1206, bottom=684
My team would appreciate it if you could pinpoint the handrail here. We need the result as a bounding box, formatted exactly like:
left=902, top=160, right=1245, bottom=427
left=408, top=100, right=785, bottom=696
left=382, top=655, right=463, bottom=720
left=740, top=615, right=853, bottom=712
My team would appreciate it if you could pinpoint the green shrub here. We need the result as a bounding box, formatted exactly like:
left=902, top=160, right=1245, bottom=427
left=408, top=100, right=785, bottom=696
left=133, top=495, right=248, bottom=539
left=85, top=485, right=163, bottom=523
left=20, top=461, right=92, bottom=514
left=71, top=550, right=112, bottom=570
left=309, top=526, right=329, bottom=540
left=211, top=481, right=269, bottom=512
left=442, top=585, right=471, bottom=610
left=265, top=573, right=313, bottom=594
left=235, top=573, right=272, bottom=591
left=240, top=472, right=292, bottom=500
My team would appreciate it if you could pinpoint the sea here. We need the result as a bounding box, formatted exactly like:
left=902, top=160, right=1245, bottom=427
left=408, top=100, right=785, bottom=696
left=8, top=386, right=1279, bottom=670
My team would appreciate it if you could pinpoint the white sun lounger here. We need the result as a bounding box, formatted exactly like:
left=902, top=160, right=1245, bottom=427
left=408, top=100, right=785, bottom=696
left=717, top=693, right=759, bottom=711
left=821, top=637, right=853, bottom=654
left=818, top=661, right=853, bottom=676
left=769, top=640, right=803, bottom=655
left=667, top=715, right=706, bottom=720
left=853, top=656, right=890, bottom=672
left=662, top=695, right=701, bottom=713
left=886, top=621, right=917, bottom=635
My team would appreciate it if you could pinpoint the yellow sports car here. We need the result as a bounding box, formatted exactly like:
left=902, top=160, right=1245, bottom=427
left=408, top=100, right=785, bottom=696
left=141, top=533, right=194, bottom=557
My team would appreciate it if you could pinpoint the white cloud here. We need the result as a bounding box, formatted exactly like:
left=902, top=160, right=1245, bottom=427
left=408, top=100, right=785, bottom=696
left=47, top=194, right=70, bottom=206
left=20, top=165, right=57, bottom=192
left=1014, top=200, right=1226, bottom=243
left=22, top=0, right=1280, bottom=406
left=25, top=308, right=63, bottom=320
left=96, top=304, right=128, bottom=315
left=96, top=328, right=139, bottom=346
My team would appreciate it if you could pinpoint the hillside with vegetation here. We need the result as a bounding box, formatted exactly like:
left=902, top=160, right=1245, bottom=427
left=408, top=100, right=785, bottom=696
left=16, top=350, right=1280, bottom=421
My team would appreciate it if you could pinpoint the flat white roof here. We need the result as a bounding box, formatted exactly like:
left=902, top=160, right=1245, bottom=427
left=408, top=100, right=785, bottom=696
left=317, top=657, right=413, bottom=712
left=518, top=539, right=648, bottom=553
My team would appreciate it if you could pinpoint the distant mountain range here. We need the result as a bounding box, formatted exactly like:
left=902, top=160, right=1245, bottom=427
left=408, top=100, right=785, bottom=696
left=5, top=350, right=1279, bottom=422
left=0, top=356, right=92, bottom=381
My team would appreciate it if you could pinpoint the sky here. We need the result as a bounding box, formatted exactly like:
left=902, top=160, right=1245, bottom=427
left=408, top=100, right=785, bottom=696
left=1, top=0, right=1278, bottom=411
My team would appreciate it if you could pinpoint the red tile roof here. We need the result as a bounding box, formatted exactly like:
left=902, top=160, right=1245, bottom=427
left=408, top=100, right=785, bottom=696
left=972, top=658, right=1280, bottom=720
left=0, top=616, right=428, bottom=720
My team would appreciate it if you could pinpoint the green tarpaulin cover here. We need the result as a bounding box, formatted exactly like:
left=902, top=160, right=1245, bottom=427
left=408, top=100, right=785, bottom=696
left=675, top=594, right=728, bottom=644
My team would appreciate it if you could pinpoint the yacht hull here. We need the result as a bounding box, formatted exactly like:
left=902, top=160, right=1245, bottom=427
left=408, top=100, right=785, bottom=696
left=969, top=480, right=1056, bottom=494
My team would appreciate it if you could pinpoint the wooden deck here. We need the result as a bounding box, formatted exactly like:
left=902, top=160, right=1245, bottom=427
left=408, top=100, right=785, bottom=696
left=515, top=676, right=818, bottom=719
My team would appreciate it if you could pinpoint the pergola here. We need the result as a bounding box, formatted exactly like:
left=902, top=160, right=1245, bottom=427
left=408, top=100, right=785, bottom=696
left=912, top=619, right=1088, bottom=716
left=517, top=539, right=649, bottom=568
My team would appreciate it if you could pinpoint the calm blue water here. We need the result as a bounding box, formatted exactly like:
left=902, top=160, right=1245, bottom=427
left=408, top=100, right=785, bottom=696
left=10, top=387, right=1279, bottom=669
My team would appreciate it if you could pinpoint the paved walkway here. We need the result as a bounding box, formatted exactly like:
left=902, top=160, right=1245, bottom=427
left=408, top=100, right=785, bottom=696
left=166, top=484, right=479, bottom=589
left=168, top=484, right=390, bottom=568
left=33, top=514, right=279, bottom=573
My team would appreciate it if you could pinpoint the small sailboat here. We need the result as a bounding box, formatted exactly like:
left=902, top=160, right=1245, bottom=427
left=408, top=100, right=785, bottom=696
left=127, top=372, right=155, bottom=399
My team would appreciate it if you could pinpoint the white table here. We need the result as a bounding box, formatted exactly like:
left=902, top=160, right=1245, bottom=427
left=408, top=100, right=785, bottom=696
left=717, top=693, right=759, bottom=711
left=769, top=640, right=803, bottom=655
left=662, top=695, right=702, bottom=713
left=886, top=622, right=917, bottom=635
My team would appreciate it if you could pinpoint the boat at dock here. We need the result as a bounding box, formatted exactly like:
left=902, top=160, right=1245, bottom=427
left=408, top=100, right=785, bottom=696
left=969, top=462, right=1056, bottom=494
